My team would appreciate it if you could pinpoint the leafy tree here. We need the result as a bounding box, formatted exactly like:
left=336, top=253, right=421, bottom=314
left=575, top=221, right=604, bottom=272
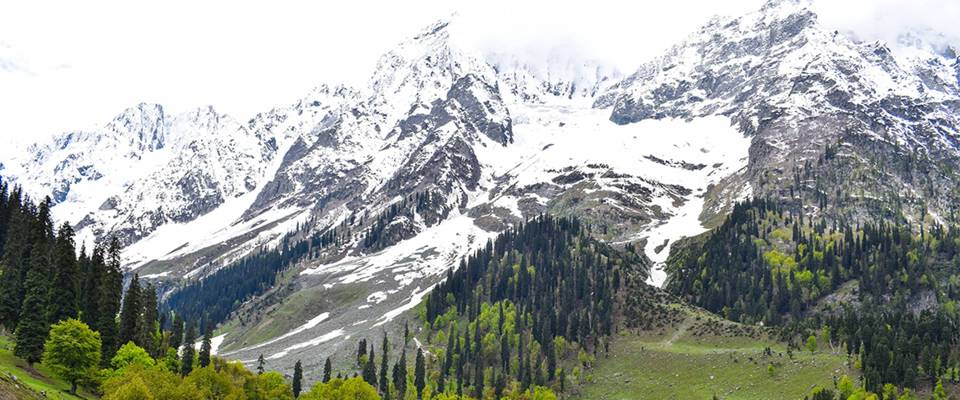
left=112, top=341, right=155, bottom=371
left=300, top=377, right=380, bottom=400
left=103, top=375, right=153, bottom=400
left=246, top=371, right=295, bottom=400
left=806, top=335, right=817, bottom=353
left=932, top=379, right=947, bottom=400
left=42, top=318, right=101, bottom=395
left=185, top=365, right=239, bottom=399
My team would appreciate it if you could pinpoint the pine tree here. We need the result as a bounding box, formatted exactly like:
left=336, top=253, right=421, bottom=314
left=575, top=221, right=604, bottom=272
left=170, top=315, right=185, bottom=352
left=97, top=238, right=123, bottom=366
left=138, top=283, right=160, bottom=357
left=14, top=250, right=50, bottom=365
left=14, top=204, right=53, bottom=366
left=199, top=326, right=212, bottom=368
left=363, top=348, right=377, bottom=387
left=118, top=274, right=141, bottom=347
left=256, top=353, right=265, bottom=375
left=379, top=332, right=389, bottom=395
left=181, top=322, right=196, bottom=376
left=357, top=338, right=367, bottom=365
left=80, top=244, right=104, bottom=329
left=0, top=194, right=28, bottom=330
left=323, top=357, right=332, bottom=383
left=415, top=347, right=426, bottom=400
left=46, top=222, right=78, bottom=325
left=393, top=348, right=407, bottom=396
left=292, top=360, right=303, bottom=398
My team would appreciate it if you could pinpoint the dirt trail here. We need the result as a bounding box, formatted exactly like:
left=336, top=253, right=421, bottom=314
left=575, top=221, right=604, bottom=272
left=664, top=317, right=692, bottom=346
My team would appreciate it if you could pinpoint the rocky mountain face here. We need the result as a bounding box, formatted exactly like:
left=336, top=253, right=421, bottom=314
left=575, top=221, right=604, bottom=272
left=4, top=103, right=278, bottom=246
left=2, top=0, right=958, bottom=382
left=598, top=0, right=960, bottom=225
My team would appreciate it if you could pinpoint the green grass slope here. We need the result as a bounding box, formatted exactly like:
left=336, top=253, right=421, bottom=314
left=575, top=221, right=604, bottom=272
left=0, top=334, right=94, bottom=400
left=573, top=307, right=855, bottom=400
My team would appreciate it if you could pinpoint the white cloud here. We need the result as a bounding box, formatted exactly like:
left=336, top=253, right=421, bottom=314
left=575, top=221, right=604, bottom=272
left=812, top=0, right=960, bottom=54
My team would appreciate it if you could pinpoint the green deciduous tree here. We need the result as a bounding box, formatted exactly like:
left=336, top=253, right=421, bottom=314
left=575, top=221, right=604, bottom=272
left=42, top=318, right=101, bottom=395
left=300, top=377, right=380, bottom=400
left=806, top=335, right=817, bottom=353
left=112, top=341, right=155, bottom=371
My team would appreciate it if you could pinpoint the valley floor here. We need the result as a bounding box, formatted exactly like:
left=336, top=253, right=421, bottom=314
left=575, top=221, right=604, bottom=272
left=572, top=315, right=854, bottom=400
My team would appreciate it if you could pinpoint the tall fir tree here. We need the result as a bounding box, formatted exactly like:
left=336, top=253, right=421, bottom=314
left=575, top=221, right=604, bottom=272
left=392, top=347, right=407, bottom=397
left=323, top=357, right=332, bottom=383
left=292, top=360, right=303, bottom=398
left=138, top=283, right=160, bottom=357
left=379, top=332, right=390, bottom=395
left=170, top=314, right=185, bottom=352
left=256, top=353, right=265, bottom=375
left=13, top=248, right=50, bottom=365
left=199, top=326, right=212, bottom=368
left=97, top=238, right=123, bottom=366
left=363, top=348, right=377, bottom=387
left=81, top=244, right=105, bottom=329
left=181, top=322, right=196, bottom=376
left=415, top=347, right=426, bottom=400
left=118, top=273, right=141, bottom=347
left=0, top=192, right=28, bottom=330
left=14, top=198, right=55, bottom=365
left=47, top=222, right=78, bottom=325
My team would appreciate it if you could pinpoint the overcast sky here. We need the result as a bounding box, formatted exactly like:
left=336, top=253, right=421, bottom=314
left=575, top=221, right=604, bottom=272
left=1, top=0, right=957, bottom=151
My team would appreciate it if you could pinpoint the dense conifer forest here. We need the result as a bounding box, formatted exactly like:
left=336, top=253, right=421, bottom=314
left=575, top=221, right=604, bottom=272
left=317, top=215, right=647, bottom=399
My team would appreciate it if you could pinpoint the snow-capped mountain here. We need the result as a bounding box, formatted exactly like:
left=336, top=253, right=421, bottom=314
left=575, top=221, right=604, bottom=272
left=599, top=0, right=960, bottom=224
left=4, top=103, right=279, bottom=246
left=4, top=0, right=960, bottom=381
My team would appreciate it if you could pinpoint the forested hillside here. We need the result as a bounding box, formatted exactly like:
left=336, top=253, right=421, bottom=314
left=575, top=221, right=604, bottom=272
left=295, top=215, right=646, bottom=399
left=667, top=198, right=960, bottom=394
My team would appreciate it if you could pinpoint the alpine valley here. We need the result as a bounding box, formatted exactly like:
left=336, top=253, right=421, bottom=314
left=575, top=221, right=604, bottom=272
left=2, top=0, right=960, bottom=398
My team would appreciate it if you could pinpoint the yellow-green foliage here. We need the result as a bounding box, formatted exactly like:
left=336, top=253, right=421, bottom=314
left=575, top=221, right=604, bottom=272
left=770, top=227, right=792, bottom=242
left=102, top=361, right=294, bottom=400
left=300, top=377, right=380, bottom=400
